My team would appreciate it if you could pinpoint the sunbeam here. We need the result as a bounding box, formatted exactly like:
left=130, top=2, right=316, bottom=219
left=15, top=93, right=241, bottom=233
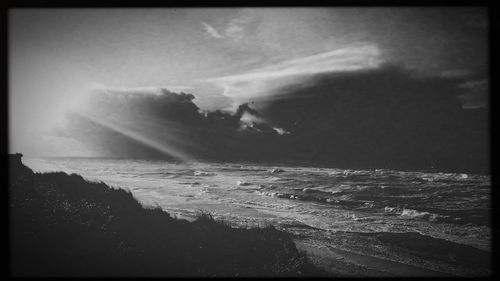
left=73, top=111, right=194, bottom=162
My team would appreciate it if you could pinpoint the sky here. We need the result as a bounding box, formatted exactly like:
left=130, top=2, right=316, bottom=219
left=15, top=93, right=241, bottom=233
left=9, top=7, right=489, bottom=162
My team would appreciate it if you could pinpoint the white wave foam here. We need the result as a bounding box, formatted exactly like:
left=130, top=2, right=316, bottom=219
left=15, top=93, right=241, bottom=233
left=269, top=168, right=285, bottom=174
left=236, top=180, right=251, bottom=186
left=194, top=171, right=216, bottom=176
left=401, top=208, right=430, bottom=218
left=384, top=206, right=397, bottom=213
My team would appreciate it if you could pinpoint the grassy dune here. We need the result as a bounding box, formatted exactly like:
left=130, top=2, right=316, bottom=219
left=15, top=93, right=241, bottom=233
left=9, top=154, right=324, bottom=277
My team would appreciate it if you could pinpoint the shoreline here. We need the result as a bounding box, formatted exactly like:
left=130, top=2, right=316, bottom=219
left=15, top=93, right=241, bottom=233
left=295, top=240, right=454, bottom=277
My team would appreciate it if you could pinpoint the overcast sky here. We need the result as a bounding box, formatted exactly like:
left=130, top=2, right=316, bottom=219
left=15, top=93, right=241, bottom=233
left=9, top=7, right=488, bottom=157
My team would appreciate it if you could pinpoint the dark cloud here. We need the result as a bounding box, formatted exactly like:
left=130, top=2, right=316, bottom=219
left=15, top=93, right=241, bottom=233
left=252, top=65, right=489, bottom=173
left=457, top=80, right=489, bottom=109
left=60, top=65, right=489, bottom=173
left=61, top=88, right=285, bottom=161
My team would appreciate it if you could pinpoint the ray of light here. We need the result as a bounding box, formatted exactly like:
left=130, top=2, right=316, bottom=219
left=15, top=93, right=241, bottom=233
left=74, top=111, right=194, bottom=162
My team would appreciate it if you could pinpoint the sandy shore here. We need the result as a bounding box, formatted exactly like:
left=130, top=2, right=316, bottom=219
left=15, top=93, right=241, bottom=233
left=295, top=240, right=454, bottom=277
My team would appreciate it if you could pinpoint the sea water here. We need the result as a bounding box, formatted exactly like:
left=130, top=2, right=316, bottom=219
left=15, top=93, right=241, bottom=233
left=23, top=157, right=491, bottom=276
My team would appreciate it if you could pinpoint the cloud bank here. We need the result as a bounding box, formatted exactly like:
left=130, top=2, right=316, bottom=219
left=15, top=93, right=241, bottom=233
left=59, top=64, right=489, bottom=173
left=60, top=88, right=286, bottom=162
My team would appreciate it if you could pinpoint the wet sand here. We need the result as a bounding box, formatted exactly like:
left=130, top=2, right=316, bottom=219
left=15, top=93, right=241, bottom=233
left=295, top=240, right=454, bottom=277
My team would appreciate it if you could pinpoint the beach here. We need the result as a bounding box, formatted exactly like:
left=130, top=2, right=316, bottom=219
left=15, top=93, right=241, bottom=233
left=18, top=156, right=492, bottom=277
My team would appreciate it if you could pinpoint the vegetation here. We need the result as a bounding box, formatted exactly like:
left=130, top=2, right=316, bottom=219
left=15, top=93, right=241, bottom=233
left=9, top=154, right=324, bottom=277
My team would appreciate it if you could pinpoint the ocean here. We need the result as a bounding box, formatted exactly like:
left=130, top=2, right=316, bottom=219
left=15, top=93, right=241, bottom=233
left=23, top=157, right=491, bottom=276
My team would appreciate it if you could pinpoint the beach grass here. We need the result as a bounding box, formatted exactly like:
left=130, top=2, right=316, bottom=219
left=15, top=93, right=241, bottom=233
left=9, top=154, right=324, bottom=277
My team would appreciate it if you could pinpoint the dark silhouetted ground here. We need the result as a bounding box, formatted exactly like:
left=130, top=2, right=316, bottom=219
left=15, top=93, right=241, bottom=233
left=9, top=153, right=325, bottom=277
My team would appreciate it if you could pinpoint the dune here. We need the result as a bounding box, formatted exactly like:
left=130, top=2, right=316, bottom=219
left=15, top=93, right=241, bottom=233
left=8, top=153, right=325, bottom=277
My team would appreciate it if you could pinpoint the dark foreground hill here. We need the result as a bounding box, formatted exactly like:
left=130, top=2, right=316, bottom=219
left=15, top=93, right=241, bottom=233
left=8, top=153, right=324, bottom=277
